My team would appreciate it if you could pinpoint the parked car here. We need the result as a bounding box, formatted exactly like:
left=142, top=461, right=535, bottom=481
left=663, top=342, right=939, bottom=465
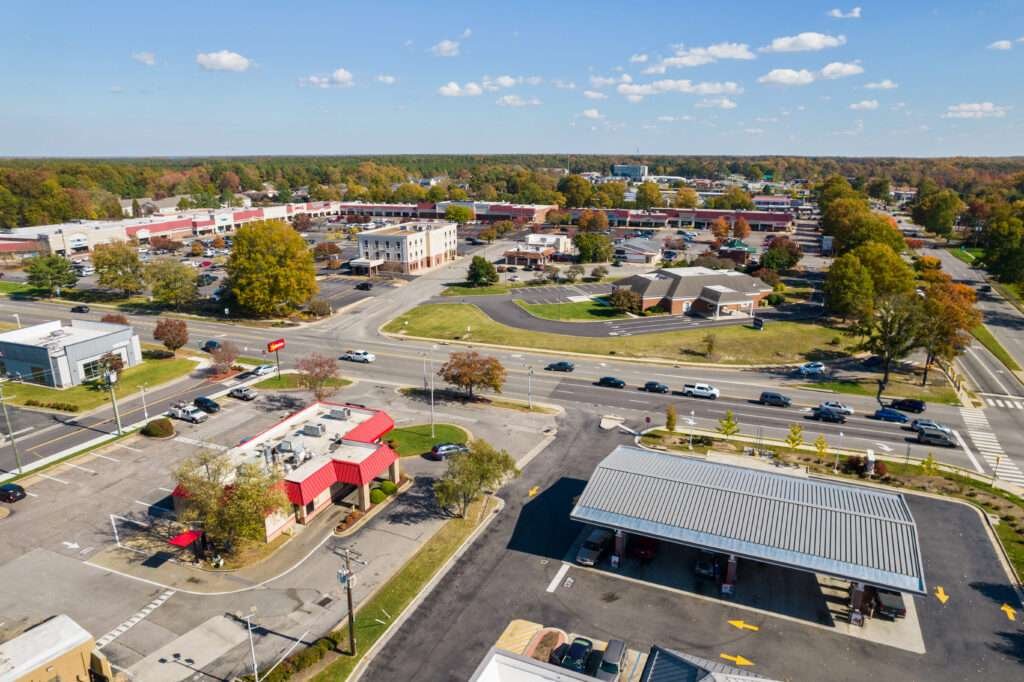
left=861, top=355, right=884, bottom=369
left=798, top=361, right=827, bottom=377
left=559, top=637, right=594, bottom=674
left=628, top=535, right=658, bottom=561
left=228, top=386, right=257, bottom=401
left=545, top=361, right=575, bottom=372
left=0, top=483, right=27, bottom=503
left=576, top=528, right=613, bottom=566
left=426, top=443, right=468, bottom=461
left=355, top=281, right=373, bottom=291
left=70, top=305, right=90, bottom=313
left=873, top=407, right=909, bottom=423
left=694, top=551, right=721, bottom=582
left=251, top=364, right=276, bottom=376
left=810, top=406, right=846, bottom=423
left=193, top=396, right=221, bottom=413
left=642, top=381, right=669, bottom=394
left=873, top=589, right=907, bottom=620
left=758, top=391, right=791, bottom=407
left=201, top=339, right=221, bottom=353
left=596, top=639, right=627, bottom=681
left=819, top=401, right=854, bottom=415
left=682, top=383, right=719, bottom=399
left=890, top=398, right=926, bottom=414
left=340, top=350, right=376, bottom=363
left=597, top=376, right=626, bottom=389
left=169, top=402, right=208, bottom=424
left=917, top=426, right=957, bottom=447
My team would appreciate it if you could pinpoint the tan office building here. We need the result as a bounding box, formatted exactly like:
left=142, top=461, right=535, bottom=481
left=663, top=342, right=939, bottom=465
left=0, top=614, right=113, bottom=682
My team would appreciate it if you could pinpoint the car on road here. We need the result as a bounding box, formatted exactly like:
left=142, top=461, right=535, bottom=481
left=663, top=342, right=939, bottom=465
left=545, top=361, right=575, bottom=372
left=0, top=483, right=27, bottom=503
left=890, top=398, right=926, bottom=413
left=426, top=443, right=468, bottom=461
left=340, top=350, right=375, bottom=363
left=70, top=304, right=90, bottom=313
left=978, top=284, right=992, bottom=293
left=201, top=339, right=221, bottom=353
left=872, top=407, right=909, bottom=423
left=193, top=396, right=221, bottom=413
left=228, top=386, right=257, bottom=401
left=642, top=381, right=669, bottom=393
left=809, top=406, right=846, bottom=423
left=597, top=376, right=626, bottom=388
left=558, top=637, right=594, bottom=674
left=169, top=401, right=208, bottom=424
left=682, top=383, right=719, bottom=399
left=758, top=391, right=791, bottom=407
left=910, top=418, right=951, bottom=434
left=596, top=639, right=626, bottom=681
left=798, top=361, right=827, bottom=377
left=252, top=364, right=276, bottom=376
left=819, top=401, right=854, bottom=415
left=355, top=281, right=373, bottom=291
left=917, top=425, right=957, bottom=448
left=576, top=527, right=613, bottom=566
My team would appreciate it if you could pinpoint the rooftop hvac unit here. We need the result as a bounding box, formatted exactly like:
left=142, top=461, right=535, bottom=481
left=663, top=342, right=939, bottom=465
left=276, top=440, right=295, bottom=454
left=302, top=423, right=326, bottom=437
left=328, top=408, right=351, bottom=420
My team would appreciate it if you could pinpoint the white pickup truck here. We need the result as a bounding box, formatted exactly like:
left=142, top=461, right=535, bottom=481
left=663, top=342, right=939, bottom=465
left=682, top=383, right=720, bottom=400
left=340, top=350, right=376, bottom=363
left=169, top=402, right=208, bottom=423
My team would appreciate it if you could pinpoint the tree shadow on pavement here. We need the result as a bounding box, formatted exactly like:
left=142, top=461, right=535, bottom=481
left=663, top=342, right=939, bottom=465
left=969, top=580, right=1022, bottom=610
left=989, top=629, right=1024, bottom=663
left=259, top=394, right=308, bottom=413
left=383, top=477, right=444, bottom=527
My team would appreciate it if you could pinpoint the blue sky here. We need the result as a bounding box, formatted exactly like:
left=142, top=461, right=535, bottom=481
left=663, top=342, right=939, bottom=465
left=1, top=1, right=1023, bottom=157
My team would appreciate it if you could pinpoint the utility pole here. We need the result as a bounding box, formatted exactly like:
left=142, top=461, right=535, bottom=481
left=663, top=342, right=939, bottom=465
left=107, top=371, right=123, bottom=435
left=238, top=608, right=259, bottom=682
left=527, top=366, right=534, bottom=410
left=141, top=383, right=149, bottom=421
left=337, top=547, right=368, bottom=655
left=0, top=385, right=23, bottom=474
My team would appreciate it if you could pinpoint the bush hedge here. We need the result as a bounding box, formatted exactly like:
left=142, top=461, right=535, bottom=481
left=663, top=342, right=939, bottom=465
left=766, top=292, right=786, bottom=306
left=370, top=488, right=387, bottom=505
left=379, top=480, right=398, bottom=495
left=24, top=399, right=79, bottom=412
left=141, top=417, right=175, bottom=438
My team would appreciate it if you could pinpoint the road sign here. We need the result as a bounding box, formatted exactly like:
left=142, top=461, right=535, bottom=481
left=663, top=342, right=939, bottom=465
left=267, top=338, right=286, bottom=353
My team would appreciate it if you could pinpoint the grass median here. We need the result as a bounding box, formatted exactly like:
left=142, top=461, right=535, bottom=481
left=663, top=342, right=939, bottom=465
left=253, top=375, right=351, bottom=390
left=949, top=247, right=983, bottom=265
left=385, top=303, right=855, bottom=365
left=971, top=324, right=1022, bottom=372
left=515, top=298, right=626, bottom=322
left=801, top=374, right=960, bottom=405
left=385, top=423, right=467, bottom=457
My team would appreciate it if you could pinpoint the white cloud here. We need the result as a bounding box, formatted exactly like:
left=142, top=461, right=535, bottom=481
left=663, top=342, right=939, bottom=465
left=552, top=79, right=576, bottom=89
left=828, top=7, right=862, bottom=19
left=497, top=94, right=541, bottom=107
left=524, top=75, right=543, bottom=85
left=761, top=32, right=846, bottom=53
left=110, top=85, right=124, bottom=94
left=376, top=74, right=397, bottom=85
left=758, top=68, right=815, bottom=86
left=431, top=39, right=461, bottom=57
left=301, top=68, right=354, bottom=88
left=616, top=79, right=741, bottom=101
left=630, top=53, right=649, bottom=63
left=583, top=90, right=607, bottom=100
left=1019, top=36, right=1024, bottom=43
left=581, top=108, right=603, bottom=119
left=942, top=102, right=1010, bottom=119
left=438, top=81, right=483, bottom=97
left=461, top=28, right=472, bottom=39
left=744, top=128, right=764, bottom=134
left=696, top=97, right=738, bottom=109
left=644, top=42, right=755, bottom=74
left=819, top=61, right=864, bottom=79
left=483, top=75, right=518, bottom=90
left=196, top=50, right=251, bottom=72
left=131, top=51, right=155, bottom=66
left=988, top=40, right=1013, bottom=50
left=656, top=115, right=693, bottom=122
left=590, top=73, right=632, bottom=88
left=849, top=99, right=879, bottom=110
left=865, top=79, right=898, bottom=89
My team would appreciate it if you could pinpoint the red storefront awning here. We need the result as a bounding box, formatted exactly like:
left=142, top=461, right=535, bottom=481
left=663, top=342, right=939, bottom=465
left=168, top=530, right=203, bottom=547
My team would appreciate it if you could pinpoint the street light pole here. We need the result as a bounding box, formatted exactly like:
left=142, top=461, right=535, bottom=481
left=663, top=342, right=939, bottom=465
left=141, top=383, right=148, bottom=421
left=0, top=385, right=23, bottom=474
left=428, top=353, right=435, bottom=438
left=107, top=371, right=123, bottom=435
left=242, top=610, right=259, bottom=682
left=834, top=431, right=844, bottom=473
left=527, top=366, right=534, bottom=410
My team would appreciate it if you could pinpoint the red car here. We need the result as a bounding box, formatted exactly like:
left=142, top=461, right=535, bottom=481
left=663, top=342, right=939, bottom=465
left=200, top=260, right=213, bottom=268
left=629, top=536, right=658, bottom=561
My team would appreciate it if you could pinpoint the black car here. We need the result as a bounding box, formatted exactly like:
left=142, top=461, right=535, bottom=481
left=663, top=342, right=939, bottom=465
left=979, top=284, right=992, bottom=293
left=695, top=551, right=721, bottom=582
left=545, top=361, right=575, bottom=372
left=0, top=483, right=27, bottom=503
left=559, top=638, right=594, bottom=673
left=597, top=376, right=626, bottom=388
left=355, top=281, right=373, bottom=291
left=890, top=398, right=926, bottom=414
left=810, top=406, right=846, bottom=423
left=70, top=304, right=90, bottom=313
left=758, top=391, right=791, bottom=407
left=193, top=396, right=221, bottom=413
left=643, top=381, right=669, bottom=393
left=201, top=339, right=221, bottom=353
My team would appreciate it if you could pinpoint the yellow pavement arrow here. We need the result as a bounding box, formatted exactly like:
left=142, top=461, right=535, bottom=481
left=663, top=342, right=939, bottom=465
left=720, top=654, right=754, bottom=667
left=727, top=619, right=760, bottom=632
left=528, top=486, right=540, bottom=497
left=934, top=586, right=950, bottom=604
left=1000, top=603, right=1017, bottom=621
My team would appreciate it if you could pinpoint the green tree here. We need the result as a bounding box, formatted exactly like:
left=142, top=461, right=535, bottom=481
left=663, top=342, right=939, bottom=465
left=564, top=264, right=585, bottom=282
left=635, top=181, right=663, bottom=209
left=849, top=242, right=915, bottom=300
left=145, top=258, right=198, bottom=309
left=445, top=205, right=474, bottom=224
left=174, top=450, right=288, bottom=553
left=813, top=434, right=829, bottom=463
left=392, top=182, right=427, bottom=203
left=590, top=265, right=609, bottom=280
left=816, top=174, right=860, bottom=213
left=785, top=423, right=804, bottom=450
left=609, top=287, right=642, bottom=314
left=227, top=220, right=318, bottom=317
left=438, top=350, right=506, bottom=398
left=760, top=237, right=802, bottom=271
left=573, top=233, right=613, bottom=263
left=593, top=181, right=627, bottom=208
left=94, top=241, right=145, bottom=296
left=24, top=254, right=78, bottom=295
left=912, top=188, right=965, bottom=238
left=466, top=255, right=498, bottom=287
left=866, top=177, right=891, bottom=201
left=674, top=187, right=699, bottom=208
left=706, top=187, right=753, bottom=210
left=557, top=175, right=593, bottom=207
left=855, top=293, right=925, bottom=397
left=433, top=439, right=519, bottom=518
left=823, top=253, right=874, bottom=321
left=666, top=404, right=677, bottom=432
left=717, top=410, right=739, bottom=437
left=296, top=352, right=341, bottom=401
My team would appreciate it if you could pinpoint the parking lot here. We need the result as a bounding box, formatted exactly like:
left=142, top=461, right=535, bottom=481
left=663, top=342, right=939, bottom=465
left=507, top=283, right=613, bottom=304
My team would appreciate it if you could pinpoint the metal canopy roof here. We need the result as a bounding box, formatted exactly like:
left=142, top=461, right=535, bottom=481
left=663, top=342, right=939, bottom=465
left=570, top=446, right=926, bottom=594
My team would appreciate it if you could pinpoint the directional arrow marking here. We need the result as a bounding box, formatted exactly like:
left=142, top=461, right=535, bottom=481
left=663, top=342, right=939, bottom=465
left=874, top=442, right=893, bottom=453
left=720, top=654, right=754, bottom=667
left=1000, top=603, right=1017, bottom=621
left=727, top=619, right=760, bottom=632
left=528, top=486, right=540, bottom=497
left=934, top=586, right=949, bottom=604
left=62, top=541, right=80, bottom=550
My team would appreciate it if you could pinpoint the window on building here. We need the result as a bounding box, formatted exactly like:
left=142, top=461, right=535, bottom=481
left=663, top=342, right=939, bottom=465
left=81, top=358, right=106, bottom=382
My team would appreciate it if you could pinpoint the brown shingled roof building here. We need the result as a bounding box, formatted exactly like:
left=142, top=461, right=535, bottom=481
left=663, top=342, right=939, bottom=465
left=612, top=266, right=772, bottom=318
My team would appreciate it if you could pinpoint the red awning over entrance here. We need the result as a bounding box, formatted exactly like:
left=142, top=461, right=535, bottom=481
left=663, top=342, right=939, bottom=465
left=168, top=530, right=203, bottom=547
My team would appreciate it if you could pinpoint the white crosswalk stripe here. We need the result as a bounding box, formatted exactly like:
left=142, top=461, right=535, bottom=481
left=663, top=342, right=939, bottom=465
left=95, top=590, right=176, bottom=649
left=983, top=396, right=1024, bottom=410
left=960, top=408, right=1024, bottom=483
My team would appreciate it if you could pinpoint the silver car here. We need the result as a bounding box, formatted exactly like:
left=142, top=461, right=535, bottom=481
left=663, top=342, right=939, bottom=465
left=576, top=528, right=613, bottom=566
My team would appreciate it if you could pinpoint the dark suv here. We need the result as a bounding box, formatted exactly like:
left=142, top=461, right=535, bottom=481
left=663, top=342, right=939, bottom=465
left=810, top=406, right=846, bottom=423
left=545, top=361, right=575, bottom=372
left=890, top=398, right=926, bottom=413
left=758, top=391, right=791, bottom=407
left=643, top=381, right=669, bottom=393
left=597, top=376, right=626, bottom=388
left=194, top=396, right=221, bottom=413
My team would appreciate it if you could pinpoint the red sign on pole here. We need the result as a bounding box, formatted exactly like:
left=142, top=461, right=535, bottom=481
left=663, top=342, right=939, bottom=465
left=267, top=338, right=286, bottom=353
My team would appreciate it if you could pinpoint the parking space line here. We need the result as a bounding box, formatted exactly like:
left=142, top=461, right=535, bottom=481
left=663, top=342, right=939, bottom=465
left=23, top=491, right=38, bottom=498
left=36, top=473, right=69, bottom=485
left=116, top=444, right=143, bottom=453
left=64, top=462, right=96, bottom=474
left=546, top=562, right=571, bottom=593
left=92, top=453, right=120, bottom=463
left=158, top=487, right=175, bottom=493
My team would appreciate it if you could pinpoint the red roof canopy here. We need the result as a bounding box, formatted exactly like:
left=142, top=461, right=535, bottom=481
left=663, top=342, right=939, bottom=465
left=344, top=411, right=394, bottom=444
left=168, top=529, right=203, bottom=547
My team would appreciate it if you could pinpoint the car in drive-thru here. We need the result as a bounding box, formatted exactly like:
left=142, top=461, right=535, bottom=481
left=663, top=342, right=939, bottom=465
left=872, top=588, right=907, bottom=620
left=917, top=425, right=957, bottom=447
left=576, top=528, right=613, bottom=566
left=628, top=535, right=658, bottom=561
left=558, top=638, right=594, bottom=674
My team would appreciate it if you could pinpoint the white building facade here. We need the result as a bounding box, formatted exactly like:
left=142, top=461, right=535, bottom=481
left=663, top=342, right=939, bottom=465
left=355, top=220, right=458, bottom=274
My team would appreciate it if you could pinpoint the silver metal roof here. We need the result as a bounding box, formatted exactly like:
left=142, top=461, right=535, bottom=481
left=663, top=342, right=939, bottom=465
left=570, top=446, right=926, bottom=594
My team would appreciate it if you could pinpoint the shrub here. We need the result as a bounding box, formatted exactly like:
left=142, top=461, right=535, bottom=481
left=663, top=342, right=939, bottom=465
left=141, top=417, right=174, bottom=438
left=379, top=480, right=398, bottom=495
left=307, top=298, right=331, bottom=317
left=829, top=336, right=842, bottom=346
left=369, top=488, right=387, bottom=505
left=24, top=399, right=79, bottom=412
left=766, top=292, right=785, bottom=306
left=873, top=460, right=888, bottom=477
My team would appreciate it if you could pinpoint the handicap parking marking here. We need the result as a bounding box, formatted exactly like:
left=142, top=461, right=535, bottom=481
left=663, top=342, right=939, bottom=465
left=546, top=562, right=572, bottom=593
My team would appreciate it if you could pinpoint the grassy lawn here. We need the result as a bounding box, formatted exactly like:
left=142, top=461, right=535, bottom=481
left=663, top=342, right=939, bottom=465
left=2, top=356, right=197, bottom=411
left=949, top=246, right=984, bottom=265
left=802, top=373, right=960, bottom=405
left=253, top=374, right=351, bottom=390
left=236, top=355, right=269, bottom=366
left=385, top=303, right=856, bottom=365
left=515, top=297, right=626, bottom=322
left=441, top=283, right=511, bottom=297
left=385, top=423, right=467, bottom=457
left=971, top=324, right=1022, bottom=372
left=0, top=280, right=35, bottom=295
